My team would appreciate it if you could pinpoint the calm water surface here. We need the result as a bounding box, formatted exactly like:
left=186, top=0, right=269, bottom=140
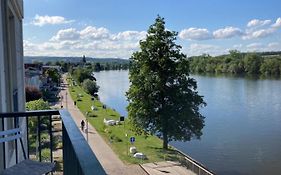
left=94, top=70, right=281, bottom=175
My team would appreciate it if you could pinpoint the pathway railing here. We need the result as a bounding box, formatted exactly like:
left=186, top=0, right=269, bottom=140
left=176, top=149, right=215, bottom=175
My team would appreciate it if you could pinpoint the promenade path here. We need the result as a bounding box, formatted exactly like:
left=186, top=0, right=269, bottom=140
left=58, top=74, right=195, bottom=175
left=59, top=75, right=147, bottom=175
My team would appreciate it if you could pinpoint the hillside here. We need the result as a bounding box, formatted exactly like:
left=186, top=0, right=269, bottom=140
left=24, top=56, right=130, bottom=64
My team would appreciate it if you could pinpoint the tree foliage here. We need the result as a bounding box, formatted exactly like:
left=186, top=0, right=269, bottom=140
left=26, top=99, right=51, bottom=147
left=72, top=68, right=95, bottom=83
left=26, top=99, right=50, bottom=111
left=82, top=79, right=99, bottom=96
left=126, top=16, right=206, bottom=149
left=25, top=86, right=42, bottom=102
left=44, top=68, right=60, bottom=84
left=189, top=50, right=281, bottom=77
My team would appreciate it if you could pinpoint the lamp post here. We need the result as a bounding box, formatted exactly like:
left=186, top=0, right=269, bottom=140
left=120, top=116, right=128, bottom=156
left=60, top=95, right=63, bottom=108
left=65, top=91, right=68, bottom=109
left=85, top=112, right=89, bottom=142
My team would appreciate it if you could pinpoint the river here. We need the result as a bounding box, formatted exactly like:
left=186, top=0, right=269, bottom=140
left=94, top=70, right=281, bottom=175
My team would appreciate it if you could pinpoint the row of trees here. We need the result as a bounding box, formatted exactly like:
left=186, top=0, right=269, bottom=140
left=44, top=61, right=129, bottom=72
left=71, top=67, right=95, bottom=83
left=71, top=67, right=99, bottom=96
left=189, top=51, right=281, bottom=76
left=92, top=62, right=129, bottom=71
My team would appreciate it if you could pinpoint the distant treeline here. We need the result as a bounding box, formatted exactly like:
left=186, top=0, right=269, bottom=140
left=189, top=51, right=281, bottom=77
left=24, top=56, right=130, bottom=64
left=38, top=60, right=129, bottom=72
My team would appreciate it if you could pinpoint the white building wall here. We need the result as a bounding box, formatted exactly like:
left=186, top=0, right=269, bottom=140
left=0, top=0, right=25, bottom=171
left=14, top=0, right=25, bottom=112
left=14, top=5, right=27, bottom=164
left=0, top=1, right=6, bottom=171
left=0, top=0, right=7, bottom=113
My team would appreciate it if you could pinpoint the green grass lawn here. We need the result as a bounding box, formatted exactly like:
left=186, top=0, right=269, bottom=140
left=66, top=75, right=180, bottom=164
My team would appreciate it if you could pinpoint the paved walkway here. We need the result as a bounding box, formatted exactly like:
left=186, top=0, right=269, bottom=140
left=141, top=161, right=196, bottom=175
left=59, top=75, right=147, bottom=175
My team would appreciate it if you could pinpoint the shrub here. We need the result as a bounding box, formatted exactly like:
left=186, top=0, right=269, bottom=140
left=25, top=86, right=42, bottom=102
left=82, top=79, right=99, bottom=96
left=87, top=111, right=97, bottom=118
left=109, top=134, right=123, bottom=142
left=26, top=99, right=50, bottom=111
left=41, top=148, right=51, bottom=162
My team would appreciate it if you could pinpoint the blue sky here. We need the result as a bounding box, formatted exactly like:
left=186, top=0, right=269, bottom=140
left=23, top=0, right=281, bottom=58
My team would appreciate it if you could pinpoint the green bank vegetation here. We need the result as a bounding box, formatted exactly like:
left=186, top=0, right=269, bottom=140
left=189, top=50, right=281, bottom=77
left=67, top=75, right=180, bottom=164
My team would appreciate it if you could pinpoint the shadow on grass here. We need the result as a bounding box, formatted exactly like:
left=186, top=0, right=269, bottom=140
left=147, top=146, right=180, bottom=161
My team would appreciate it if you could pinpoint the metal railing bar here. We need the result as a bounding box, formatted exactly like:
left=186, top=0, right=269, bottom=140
left=60, top=109, right=106, bottom=175
left=37, top=116, right=42, bottom=162
left=1, top=109, right=106, bottom=174
left=49, top=115, right=53, bottom=163
left=176, top=149, right=215, bottom=175
left=14, top=117, right=18, bottom=164
left=26, top=116, right=29, bottom=159
left=0, top=110, right=59, bottom=118
left=2, top=117, right=6, bottom=169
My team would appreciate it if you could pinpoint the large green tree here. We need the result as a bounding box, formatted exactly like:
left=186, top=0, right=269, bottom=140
left=127, top=16, right=206, bottom=149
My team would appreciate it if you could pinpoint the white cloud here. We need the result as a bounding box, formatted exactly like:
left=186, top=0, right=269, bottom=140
left=242, top=28, right=276, bottom=40
left=213, top=27, right=242, bottom=39
left=50, top=28, right=80, bottom=41
left=111, top=31, right=146, bottom=41
left=233, top=44, right=243, bottom=49
left=24, top=25, right=146, bottom=58
left=80, top=26, right=110, bottom=40
left=267, top=42, right=281, bottom=51
left=184, top=43, right=225, bottom=56
left=31, top=14, right=74, bottom=26
left=244, top=42, right=281, bottom=52
left=246, top=43, right=263, bottom=49
left=247, top=19, right=271, bottom=28
left=243, top=17, right=281, bottom=40
left=25, top=16, right=281, bottom=58
left=179, top=28, right=212, bottom=40
left=272, top=17, right=281, bottom=28
left=23, top=40, right=37, bottom=55
left=268, top=42, right=279, bottom=48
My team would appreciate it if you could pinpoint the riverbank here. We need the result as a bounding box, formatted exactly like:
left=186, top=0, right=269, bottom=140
left=66, top=74, right=179, bottom=164
left=60, top=74, right=147, bottom=174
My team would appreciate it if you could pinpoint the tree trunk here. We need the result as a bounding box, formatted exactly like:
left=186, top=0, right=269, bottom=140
left=163, top=129, right=168, bottom=149
left=161, top=92, right=169, bottom=150
left=161, top=108, right=169, bottom=149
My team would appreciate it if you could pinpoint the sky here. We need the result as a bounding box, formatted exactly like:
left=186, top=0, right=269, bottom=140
left=23, top=0, right=281, bottom=58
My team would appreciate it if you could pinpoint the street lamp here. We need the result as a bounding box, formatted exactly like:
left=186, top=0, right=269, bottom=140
left=85, top=112, right=89, bottom=142
left=60, top=95, right=63, bottom=108
left=65, top=91, right=68, bottom=109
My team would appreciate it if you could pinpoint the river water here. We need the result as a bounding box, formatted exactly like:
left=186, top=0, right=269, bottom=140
left=94, top=70, right=281, bottom=175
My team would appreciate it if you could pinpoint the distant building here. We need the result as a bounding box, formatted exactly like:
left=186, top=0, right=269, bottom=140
left=0, top=0, right=25, bottom=171
left=25, top=63, right=43, bottom=89
left=42, top=65, right=62, bottom=72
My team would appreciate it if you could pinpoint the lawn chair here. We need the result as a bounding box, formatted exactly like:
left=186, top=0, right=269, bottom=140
left=0, top=127, right=55, bottom=175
